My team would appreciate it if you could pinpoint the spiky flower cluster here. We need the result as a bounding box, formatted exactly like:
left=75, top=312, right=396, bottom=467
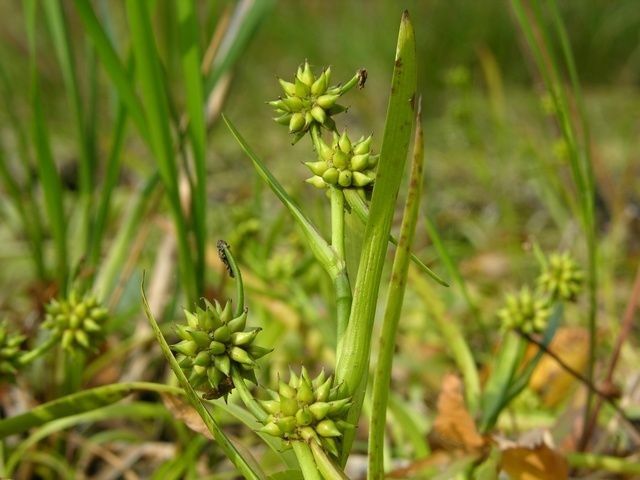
left=305, top=130, right=378, bottom=191
left=172, top=300, right=270, bottom=397
left=43, top=292, right=108, bottom=352
left=0, top=321, right=25, bottom=382
left=537, top=252, right=583, bottom=302
left=270, top=61, right=361, bottom=142
left=498, top=287, right=551, bottom=334
left=259, top=368, right=352, bottom=458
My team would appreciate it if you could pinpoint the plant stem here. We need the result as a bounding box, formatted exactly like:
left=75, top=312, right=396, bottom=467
left=368, top=97, right=425, bottom=479
left=330, top=188, right=346, bottom=261
left=567, top=452, right=640, bottom=476
left=520, top=331, right=640, bottom=441
left=18, top=334, right=59, bottom=366
left=231, top=369, right=267, bottom=423
left=292, top=441, right=322, bottom=480
left=310, top=441, right=348, bottom=480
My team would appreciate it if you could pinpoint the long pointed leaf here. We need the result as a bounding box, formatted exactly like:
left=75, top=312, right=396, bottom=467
left=223, top=115, right=341, bottom=280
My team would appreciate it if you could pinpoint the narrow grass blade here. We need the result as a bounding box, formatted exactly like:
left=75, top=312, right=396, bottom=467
left=127, top=0, right=197, bottom=302
left=73, top=0, right=148, bottom=140
left=177, top=0, right=207, bottom=294
left=142, top=278, right=267, bottom=480
left=223, top=115, right=341, bottom=280
left=505, top=303, right=562, bottom=402
left=0, top=382, right=181, bottom=438
left=6, top=402, right=168, bottom=475
left=90, top=102, right=128, bottom=266
left=204, top=0, right=275, bottom=95
left=43, top=0, right=94, bottom=254
left=335, top=11, right=417, bottom=461
left=368, top=97, right=426, bottom=479
left=479, top=331, right=526, bottom=433
left=343, top=189, right=448, bottom=286
left=25, top=0, right=68, bottom=290
left=510, top=0, right=597, bottom=444
left=0, top=64, right=45, bottom=277
left=94, top=173, right=160, bottom=300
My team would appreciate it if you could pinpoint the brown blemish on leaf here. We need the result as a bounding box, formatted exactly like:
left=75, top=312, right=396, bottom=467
left=357, top=68, right=368, bottom=88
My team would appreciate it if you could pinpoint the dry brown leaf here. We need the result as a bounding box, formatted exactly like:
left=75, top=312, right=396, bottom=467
left=429, top=374, right=487, bottom=452
left=501, top=442, right=568, bottom=480
left=161, top=394, right=213, bottom=439
left=528, top=327, right=588, bottom=407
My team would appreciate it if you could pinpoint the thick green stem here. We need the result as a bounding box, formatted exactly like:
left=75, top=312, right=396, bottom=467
left=368, top=98, right=425, bottom=478
left=310, top=441, right=348, bottom=480
left=292, top=441, right=322, bottom=480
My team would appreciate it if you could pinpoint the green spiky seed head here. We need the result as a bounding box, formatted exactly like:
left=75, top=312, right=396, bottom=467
left=305, top=130, right=377, bottom=193
left=258, top=367, right=352, bottom=458
left=43, top=291, right=108, bottom=353
left=172, top=300, right=270, bottom=398
left=537, top=252, right=584, bottom=302
left=498, top=287, right=551, bottom=334
left=0, top=320, right=25, bottom=382
left=271, top=61, right=365, bottom=142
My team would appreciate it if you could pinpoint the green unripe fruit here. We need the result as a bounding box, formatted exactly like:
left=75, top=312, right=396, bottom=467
left=213, top=325, right=231, bottom=342
left=189, top=330, right=211, bottom=349
left=296, top=408, right=313, bottom=426
left=280, top=396, right=299, bottom=416
left=311, top=71, right=327, bottom=95
left=316, top=419, right=342, bottom=437
left=305, top=176, right=326, bottom=189
left=322, top=167, right=339, bottom=185
left=278, top=79, right=296, bottom=96
left=352, top=171, right=373, bottom=187
left=350, top=154, right=369, bottom=172
left=332, top=150, right=348, bottom=169
left=316, top=93, right=339, bottom=109
left=173, top=340, right=198, bottom=356
left=277, top=416, right=297, bottom=434
left=338, top=170, right=352, bottom=187
left=260, top=422, right=282, bottom=437
left=229, top=346, right=255, bottom=366
left=208, top=340, right=226, bottom=355
left=231, top=328, right=260, bottom=346
left=194, top=350, right=211, bottom=367
left=338, top=131, right=351, bottom=153
left=309, top=402, right=330, bottom=421
left=305, top=161, right=329, bottom=176
left=310, top=106, right=326, bottom=124
left=289, top=112, right=305, bottom=132
left=214, top=354, right=231, bottom=375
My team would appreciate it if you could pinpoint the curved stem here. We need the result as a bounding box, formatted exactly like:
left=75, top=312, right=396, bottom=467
left=18, top=334, right=59, bottom=366
left=231, top=369, right=267, bottom=422
left=292, top=441, right=322, bottom=480
left=217, top=240, right=245, bottom=317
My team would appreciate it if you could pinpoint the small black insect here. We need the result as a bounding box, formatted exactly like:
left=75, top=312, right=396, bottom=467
left=202, top=375, right=235, bottom=400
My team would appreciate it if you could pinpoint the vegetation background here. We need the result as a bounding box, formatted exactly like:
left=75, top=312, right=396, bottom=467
left=0, top=0, right=639, bottom=478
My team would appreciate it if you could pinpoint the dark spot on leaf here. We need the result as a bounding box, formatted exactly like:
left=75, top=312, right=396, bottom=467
left=217, top=240, right=234, bottom=277
left=409, top=93, right=416, bottom=110
left=357, top=69, right=368, bottom=88
left=395, top=58, right=403, bottom=68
